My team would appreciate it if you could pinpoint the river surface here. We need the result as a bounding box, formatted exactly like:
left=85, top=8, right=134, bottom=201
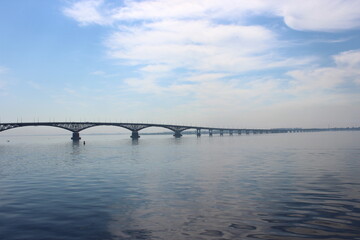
left=0, top=131, right=360, bottom=240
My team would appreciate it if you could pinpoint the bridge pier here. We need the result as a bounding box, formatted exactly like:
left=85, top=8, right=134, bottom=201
left=196, top=129, right=201, bottom=137
left=246, top=130, right=249, bottom=135
left=131, top=130, right=140, bottom=139
left=238, top=130, right=241, bottom=135
left=220, top=130, right=223, bottom=136
left=173, top=131, right=182, bottom=138
left=229, top=130, right=233, bottom=135
left=71, top=132, right=81, bottom=141
left=209, top=129, right=213, bottom=136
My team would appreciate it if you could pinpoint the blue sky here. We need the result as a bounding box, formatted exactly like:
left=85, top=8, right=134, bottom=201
left=1, top=0, right=360, bottom=129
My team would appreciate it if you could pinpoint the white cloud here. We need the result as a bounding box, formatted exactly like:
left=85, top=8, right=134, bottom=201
left=278, top=0, right=360, bottom=32
left=140, top=64, right=173, bottom=73
left=185, top=73, right=230, bottom=83
left=65, top=0, right=360, bottom=32
left=288, top=50, right=360, bottom=92
left=110, top=0, right=360, bottom=32
left=63, top=0, right=112, bottom=25
left=63, top=0, right=357, bottom=82
left=106, top=19, right=292, bottom=74
left=63, top=0, right=358, bottom=82
left=333, top=50, right=360, bottom=69
left=120, top=50, right=360, bottom=116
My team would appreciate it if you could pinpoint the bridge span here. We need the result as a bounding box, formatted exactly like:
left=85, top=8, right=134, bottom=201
left=0, top=122, right=358, bottom=141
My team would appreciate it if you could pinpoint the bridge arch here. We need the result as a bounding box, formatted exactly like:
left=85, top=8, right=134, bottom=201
left=0, top=123, right=76, bottom=134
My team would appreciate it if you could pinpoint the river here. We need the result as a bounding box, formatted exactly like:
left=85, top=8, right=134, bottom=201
left=1, top=131, right=359, bottom=239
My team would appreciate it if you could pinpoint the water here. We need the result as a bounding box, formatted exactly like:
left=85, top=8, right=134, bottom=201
left=0, top=131, right=360, bottom=240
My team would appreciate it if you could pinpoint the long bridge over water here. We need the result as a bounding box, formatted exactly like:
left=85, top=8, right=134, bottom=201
left=0, top=122, right=359, bottom=141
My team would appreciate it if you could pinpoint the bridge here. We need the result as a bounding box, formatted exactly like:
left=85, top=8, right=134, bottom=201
left=0, top=122, right=359, bottom=141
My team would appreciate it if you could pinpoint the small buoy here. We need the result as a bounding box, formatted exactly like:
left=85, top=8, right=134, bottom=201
left=83, top=141, right=86, bottom=145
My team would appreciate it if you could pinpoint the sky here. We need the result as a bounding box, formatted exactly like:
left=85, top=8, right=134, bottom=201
left=1, top=0, right=360, bottom=130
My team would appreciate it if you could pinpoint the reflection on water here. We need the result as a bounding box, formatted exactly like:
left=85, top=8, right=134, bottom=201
left=0, top=132, right=360, bottom=240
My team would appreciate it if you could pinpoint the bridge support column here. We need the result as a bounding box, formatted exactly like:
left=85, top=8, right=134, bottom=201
left=238, top=130, right=241, bottom=135
left=246, top=130, right=249, bottom=135
left=71, top=132, right=81, bottom=141
left=229, top=130, right=233, bottom=136
left=220, top=130, right=223, bottom=136
left=131, top=131, right=140, bottom=139
left=196, top=129, right=201, bottom=137
left=209, top=129, right=213, bottom=136
left=173, top=131, right=182, bottom=138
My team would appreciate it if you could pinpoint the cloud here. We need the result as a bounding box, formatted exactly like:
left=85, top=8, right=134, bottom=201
left=63, top=0, right=357, bottom=82
left=185, top=73, right=230, bottom=83
left=140, top=64, right=173, bottom=73
left=333, top=50, right=360, bottom=69
left=63, top=0, right=358, bottom=83
left=63, top=0, right=112, bottom=25
left=288, top=50, right=360, bottom=92
left=65, top=0, right=360, bottom=32
left=121, top=50, right=360, bottom=113
left=106, top=19, right=293, bottom=73
left=278, top=0, right=360, bottom=32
